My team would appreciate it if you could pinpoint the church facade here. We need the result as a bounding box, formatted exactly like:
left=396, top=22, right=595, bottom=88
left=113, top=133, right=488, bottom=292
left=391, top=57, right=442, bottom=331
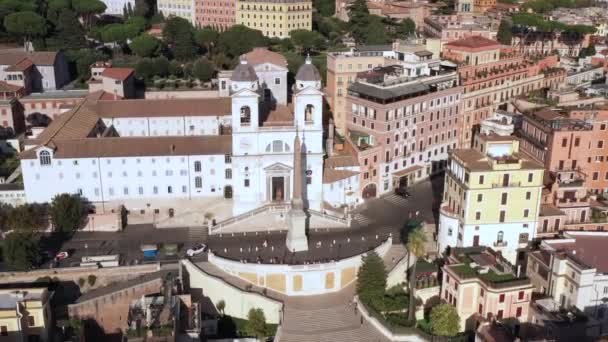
left=19, top=52, right=358, bottom=216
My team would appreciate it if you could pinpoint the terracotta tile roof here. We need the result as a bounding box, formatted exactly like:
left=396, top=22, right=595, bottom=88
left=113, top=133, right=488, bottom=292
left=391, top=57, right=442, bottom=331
left=325, top=154, right=359, bottom=168
left=92, top=98, right=231, bottom=118
left=539, top=204, right=564, bottom=217
left=445, top=36, right=501, bottom=49
left=21, top=135, right=232, bottom=159
left=22, top=96, right=234, bottom=160
left=261, top=104, right=293, bottom=126
left=101, top=67, right=134, bottom=81
left=35, top=102, right=101, bottom=143
left=322, top=169, right=359, bottom=184
left=242, top=47, right=287, bottom=67
left=98, top=91, right=123, bottom=101
left=5, top=58, right=33, bottom=72
left=0, top=81, right=22, bottom=93
left=0, top=51, right=58, bottom=66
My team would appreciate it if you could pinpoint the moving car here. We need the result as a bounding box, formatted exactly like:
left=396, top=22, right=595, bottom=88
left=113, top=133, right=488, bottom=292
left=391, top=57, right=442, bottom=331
left=394, top=187, right=410, bottom=198
left=187, top=243, right=207, bottom=257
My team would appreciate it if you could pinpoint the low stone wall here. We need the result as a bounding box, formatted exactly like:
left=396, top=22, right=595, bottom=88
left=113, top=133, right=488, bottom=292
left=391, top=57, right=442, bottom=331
left=82, top=212, right=122, bottom=232
left=355, top=295, right=428, bottom=342
left=208, top=237, right=392, bottom=296
left=387, top=251, right=411, bottom=288
left=0, top=264, right=160, bottom=291
left=180, top=260, right=283, bottom=324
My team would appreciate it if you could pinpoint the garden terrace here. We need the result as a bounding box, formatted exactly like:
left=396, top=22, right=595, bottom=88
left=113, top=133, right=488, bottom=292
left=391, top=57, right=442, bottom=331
left=447, top=247, right=530, bottom=288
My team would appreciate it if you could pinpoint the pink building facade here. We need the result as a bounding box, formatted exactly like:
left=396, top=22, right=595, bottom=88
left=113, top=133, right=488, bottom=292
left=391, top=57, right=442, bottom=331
left=346, top=66, right=463, bottom=199
left=442, top=247, right=534, bottom=331
left=195, top=0, right=236, bottom=30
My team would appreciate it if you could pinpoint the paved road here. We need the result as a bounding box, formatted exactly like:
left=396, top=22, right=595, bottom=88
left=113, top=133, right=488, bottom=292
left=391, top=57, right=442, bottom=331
left=30, top=174, right=444, bottom=270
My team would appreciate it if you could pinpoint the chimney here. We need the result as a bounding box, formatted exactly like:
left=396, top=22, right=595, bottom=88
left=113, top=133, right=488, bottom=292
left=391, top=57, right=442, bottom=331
left=113, top=89, right=117, bottom=101
left=327, top=119, right=335, bottom=157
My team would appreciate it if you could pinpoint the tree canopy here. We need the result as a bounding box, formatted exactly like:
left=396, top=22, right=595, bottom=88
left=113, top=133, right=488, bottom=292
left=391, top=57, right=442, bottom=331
left=356, top=251, right=387, bottom=305
left=71, top=0, right=106, bottom=29
left=162, top=17, right=196, bottom=60
left=130, top=34, right=161, bottom=57
left=290, top=29, right=326, bottom=52
left=49, top=9, right=87, bottom=50
left=313, top=0, right=335, bottom=16
left=3, top=11, right=47, bottom=44
left=244, top=308, right=268, bottom=340
left=49, top=193, right=86, bottom=233
left=218, top=25, right=267, bottom=58
left=3, top=232, right=40, bottom=271
left=522, top=0, right=594, bottom=13
left=405, top=223, right=427, bottom=321
left=429, top=304, right=460, bottom=337
left=192, top=58, right=214, bottom=82
left=195, top=27, right=219, bottom=54
left=7, top=204, right=46, bottom=232
left=497, top=19, right=512, bottom=45
left=512, top=12, right=595, bottom=34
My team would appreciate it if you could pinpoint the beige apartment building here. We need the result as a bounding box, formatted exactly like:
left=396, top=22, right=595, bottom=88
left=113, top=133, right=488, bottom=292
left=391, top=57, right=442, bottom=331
left=0, top=287, right=53, bottom=342
left=326, top=46, right=394, bottom=135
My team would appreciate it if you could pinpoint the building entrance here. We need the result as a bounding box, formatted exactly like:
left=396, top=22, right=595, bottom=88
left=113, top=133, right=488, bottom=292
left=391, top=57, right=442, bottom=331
left=272, top=176, right=285, bottom=201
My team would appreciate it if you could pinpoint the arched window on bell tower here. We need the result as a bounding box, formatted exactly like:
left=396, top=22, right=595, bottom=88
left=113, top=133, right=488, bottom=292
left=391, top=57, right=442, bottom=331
left=240, top=106, right=251, bottom=125
left=305, top=104, right=314, bottom=124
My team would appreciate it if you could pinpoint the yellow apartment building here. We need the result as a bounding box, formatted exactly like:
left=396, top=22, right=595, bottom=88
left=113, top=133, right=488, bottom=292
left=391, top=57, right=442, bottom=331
left=437, top=133, right=544, bottom=263
left=236, top=0, right=312, bottom=38
left=0, top=287, right=53, bottom=342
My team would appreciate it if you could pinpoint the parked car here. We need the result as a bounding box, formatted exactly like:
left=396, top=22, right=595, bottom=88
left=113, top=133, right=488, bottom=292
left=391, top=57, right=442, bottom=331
left=187, top=244, right=207, bottom=257
left=394, top=187, right=410, bottom=198
left=55, top=251, right=69, bottom=261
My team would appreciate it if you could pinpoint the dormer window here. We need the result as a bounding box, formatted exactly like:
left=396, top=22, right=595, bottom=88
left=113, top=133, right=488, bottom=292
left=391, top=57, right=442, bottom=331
left=39, top=150, right=51, bottom=166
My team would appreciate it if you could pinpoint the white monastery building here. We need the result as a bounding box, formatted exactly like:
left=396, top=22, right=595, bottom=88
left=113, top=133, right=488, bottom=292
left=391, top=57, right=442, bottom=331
left=19, top=50, right=360, bottom=217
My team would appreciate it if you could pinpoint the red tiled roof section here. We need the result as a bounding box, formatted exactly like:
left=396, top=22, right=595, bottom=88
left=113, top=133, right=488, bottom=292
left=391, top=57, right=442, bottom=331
left=101, top=68, right=134, bottom=81
left=446, top=36, right=501, bottom=49
left=242, top=47, right=287, bottom=67
left=0, top=81, right=22, bottom=93
left=21, top=135, right=232, bottom=159
left=98, top=92, right=123, bottom=100
left=5, top=58, right=33, bottom=72
left=322, top=169, right=359, bottom=183
left=0, top=51, right=58, bottom=66
left=261, top=104, right=293, bottom=126
left=93, top=98, right=231, bottom=118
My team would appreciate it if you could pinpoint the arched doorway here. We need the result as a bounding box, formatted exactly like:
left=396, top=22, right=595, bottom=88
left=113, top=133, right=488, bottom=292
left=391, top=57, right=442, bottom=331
left=224, top=186, right=233, bottom=199
left=362, top=183, right=377, bottom=199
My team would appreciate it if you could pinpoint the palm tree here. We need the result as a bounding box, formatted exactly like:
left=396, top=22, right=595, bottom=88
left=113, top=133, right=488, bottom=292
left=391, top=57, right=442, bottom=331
left=406, top=225, right=427, bottom=322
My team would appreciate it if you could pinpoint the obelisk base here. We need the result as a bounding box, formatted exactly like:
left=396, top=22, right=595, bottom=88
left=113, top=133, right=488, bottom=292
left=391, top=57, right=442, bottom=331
left=286, top=209, right=308, bottom=252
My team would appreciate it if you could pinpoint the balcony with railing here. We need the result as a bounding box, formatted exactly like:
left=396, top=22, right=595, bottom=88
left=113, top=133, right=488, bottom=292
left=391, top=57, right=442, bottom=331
left=491, top=181, right=521, bottom=188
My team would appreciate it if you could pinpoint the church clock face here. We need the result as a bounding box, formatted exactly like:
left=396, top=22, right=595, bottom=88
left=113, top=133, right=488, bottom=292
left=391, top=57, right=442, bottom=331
left=239, top=138, right=252, bottom=151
